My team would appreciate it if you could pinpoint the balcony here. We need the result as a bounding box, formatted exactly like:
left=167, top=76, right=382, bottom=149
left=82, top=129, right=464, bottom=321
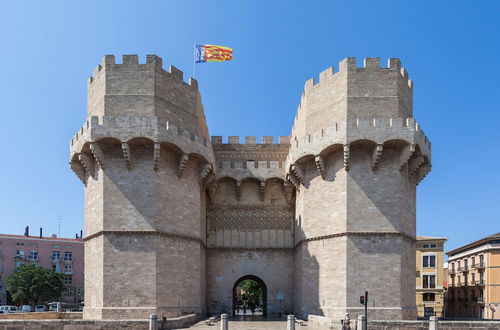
left=14, top=255, right=25, bottom=260
left=51, top=257, right=61, bottom=263
left=63, top=258, right=73, bottom=263
left=449, top=269, right=456, bottom=275
left=63, top=269, right=73, bottom=275
left=473, top=279, right=485, bottom=286
left=475, top=262, right=485, bottom=270
left=27, top=256, right=38, bottom=262
left=461, top=265, right=469, bottom=272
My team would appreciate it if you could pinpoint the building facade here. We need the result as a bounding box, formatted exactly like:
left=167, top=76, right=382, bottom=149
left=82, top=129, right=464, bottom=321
left=69, top=55, right=432, bottom=320
left=415, top=237, right=447, bottom=318
left=0, top=232, right=84, bottom=306
left=446, top=233, right=500, bottom=319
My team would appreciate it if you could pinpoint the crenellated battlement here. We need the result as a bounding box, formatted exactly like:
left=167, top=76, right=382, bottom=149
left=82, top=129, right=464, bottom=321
left=87, top=54, right=198, bottom=88
left=301, top=57, right=412, bottom=91
left=210, top=136, right=290, bottom=145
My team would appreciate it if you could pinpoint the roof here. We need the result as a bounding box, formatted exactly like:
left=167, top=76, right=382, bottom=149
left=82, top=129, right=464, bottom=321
left=417, top=236, right=448, bottom=241
left=0, top=233, right=83, bottom=243
left=447, top=232, right=500, bottom=256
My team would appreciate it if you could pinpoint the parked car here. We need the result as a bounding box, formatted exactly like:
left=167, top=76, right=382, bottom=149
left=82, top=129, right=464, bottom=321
left=21, top=305, right=33, bottom=312
left=0, top=305, right=19, bottom=313
left=34, top=305, right=47, bottom=312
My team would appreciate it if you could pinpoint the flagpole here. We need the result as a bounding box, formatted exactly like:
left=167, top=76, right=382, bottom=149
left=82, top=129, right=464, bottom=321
left=193, top=43, right=196, bottom=79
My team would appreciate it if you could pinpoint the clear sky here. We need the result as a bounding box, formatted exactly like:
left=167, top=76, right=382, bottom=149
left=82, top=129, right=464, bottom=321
left=0, top=1, right=498, bottom=253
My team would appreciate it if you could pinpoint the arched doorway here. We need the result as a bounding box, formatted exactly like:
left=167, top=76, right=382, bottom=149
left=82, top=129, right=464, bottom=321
left=232, top=275, right=267, bottom=317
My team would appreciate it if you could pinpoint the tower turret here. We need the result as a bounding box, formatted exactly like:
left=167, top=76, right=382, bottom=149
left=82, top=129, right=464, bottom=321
left=287, top=58, right=431, bottom=320
left=70, top=55, right=214, bottom=319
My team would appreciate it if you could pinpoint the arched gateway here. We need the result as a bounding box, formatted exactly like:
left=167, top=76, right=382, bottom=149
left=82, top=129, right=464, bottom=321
left=233, top=275, right=267, bottom=317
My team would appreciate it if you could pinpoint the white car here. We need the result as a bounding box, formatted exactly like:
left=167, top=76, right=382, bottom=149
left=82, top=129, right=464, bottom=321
left=0, top=305, right=19, bottom=313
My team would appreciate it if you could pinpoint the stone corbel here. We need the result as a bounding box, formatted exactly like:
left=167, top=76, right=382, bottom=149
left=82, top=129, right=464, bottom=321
left=408, top=154, right=424, bottom=175
left=290, top=164, right=305, bottom=184
left=343, top=144, right=350, bottom=171
left=259, top=181, right=266, bottom=201
left=286, top=173, right=300, bottom=190
left=177, top=153, right=189, bottom=178
left=371, top=144, right=383, bottom=170
left=121, top=143, right=132, bottom=170
left=314, top=155, right=325, bottom=179
left=70, top=161, right=86, bottom=184
left=399, top=144, right=416, bottom=171
left=90, top=143, right=106, bottom=170
left=416, top=163, right=432, bottom=185
left=78, top=153, right=94, bottom=177
left=199, top=163, right=213, bottom=185
left=153, top=143, right=161, bottom=171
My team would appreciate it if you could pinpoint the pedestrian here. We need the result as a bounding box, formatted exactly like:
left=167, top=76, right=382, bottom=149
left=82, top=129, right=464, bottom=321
left=342, top=313, right=351, bottom=330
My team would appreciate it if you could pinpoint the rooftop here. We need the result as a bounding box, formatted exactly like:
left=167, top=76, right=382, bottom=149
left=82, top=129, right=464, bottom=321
left=447, top=232, right=500, bottom=256
left=0, top=233, right=83, bottom=243
left=417, top=236, right=448, bottom=241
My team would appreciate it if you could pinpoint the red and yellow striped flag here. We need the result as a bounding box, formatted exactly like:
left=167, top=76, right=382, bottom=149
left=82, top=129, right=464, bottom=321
left=195, top=45, right=233, bottom=63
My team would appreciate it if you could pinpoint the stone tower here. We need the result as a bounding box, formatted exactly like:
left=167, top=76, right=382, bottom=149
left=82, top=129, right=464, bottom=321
left=287, top=58, right=431, bottom=319
left=70, top=55, right=431, bottom=321
left=70, top=55, right=215, bottom=319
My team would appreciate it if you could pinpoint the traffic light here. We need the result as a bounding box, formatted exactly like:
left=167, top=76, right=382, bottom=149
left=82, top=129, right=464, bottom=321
left=360, top=296, right=365, bottom=305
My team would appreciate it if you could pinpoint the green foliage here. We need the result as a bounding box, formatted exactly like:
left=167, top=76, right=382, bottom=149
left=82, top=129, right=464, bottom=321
left=238, top=279, right=263, bottom=305
left=6, top=263, right=64, bottom=305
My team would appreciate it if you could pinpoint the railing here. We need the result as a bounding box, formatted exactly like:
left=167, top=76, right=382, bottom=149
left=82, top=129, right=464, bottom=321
left=14, top=255, right=25, bottom=260
left=27, top=256, right=38, bottom=261
left=449, top=269, right=456, bottom=275
left=63, top=269, right=73, bottom=274
left=51, top=257, right=61, bottom=262
left=462, top=265, right=469, bottom=272
left=476, top=262, right=485, bottom=269
left=63, top=257, right=73, bottom=263
left=473, top=279, right=485, bottom=286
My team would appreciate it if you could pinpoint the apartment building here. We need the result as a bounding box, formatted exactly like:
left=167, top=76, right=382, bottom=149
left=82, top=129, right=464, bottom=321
left=0, top=230, right=84, bottom=305
left=416, top=236, right=447, bottom=318
left=446, top=233, right=500, bottom=319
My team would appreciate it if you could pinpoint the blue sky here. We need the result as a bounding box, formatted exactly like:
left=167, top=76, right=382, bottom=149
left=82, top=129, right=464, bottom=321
left=0, top=1, right=498, bottom=253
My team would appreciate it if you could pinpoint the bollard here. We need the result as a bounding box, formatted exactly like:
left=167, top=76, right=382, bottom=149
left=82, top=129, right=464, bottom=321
left=221, top=313, right=228, bottom=330
left=287, top=315, right=295, bottom=330
left=150, top=314, right=158, bottom=330
left=357, top=315, right=366, bottom=330
left=429, top=316, right=439, bottom=330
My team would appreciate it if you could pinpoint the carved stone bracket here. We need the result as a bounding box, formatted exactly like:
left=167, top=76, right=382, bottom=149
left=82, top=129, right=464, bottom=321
left=286, top=173, right=300, bottom=190
left=371, top=144, right=383, bottom=170
left=78, top=153, right=94, bottom=177
left=90, top=143, right=106, bottom=170
left=177, top=153, right=189, bottom=178
left=290, top=164, right=305, bottom=184
left=70, top=161, right=86, bottom=184
left=399, top=144, right=416, bottom=171
left=416, top=163, right=432, bottom=185
left=343, top=144, right=350, bottom=171
left=199, top=163, right=213, bottom=185
left=153, top=143, right=161, bottom=171
left=409, top=154, right=424, bottom=175
left=121, top=143, right=132, bottom=170
left=314, top=155, right=325, bottom=179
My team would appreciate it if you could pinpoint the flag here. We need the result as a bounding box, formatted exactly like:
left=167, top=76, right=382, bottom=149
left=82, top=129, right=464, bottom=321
left=195, top=45, right=233, bottom=63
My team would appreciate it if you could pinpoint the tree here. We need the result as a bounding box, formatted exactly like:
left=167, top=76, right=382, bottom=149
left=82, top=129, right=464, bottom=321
left=238, top=279, right=263, bottom=307
left=6, top=263, right=64, bottom=306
